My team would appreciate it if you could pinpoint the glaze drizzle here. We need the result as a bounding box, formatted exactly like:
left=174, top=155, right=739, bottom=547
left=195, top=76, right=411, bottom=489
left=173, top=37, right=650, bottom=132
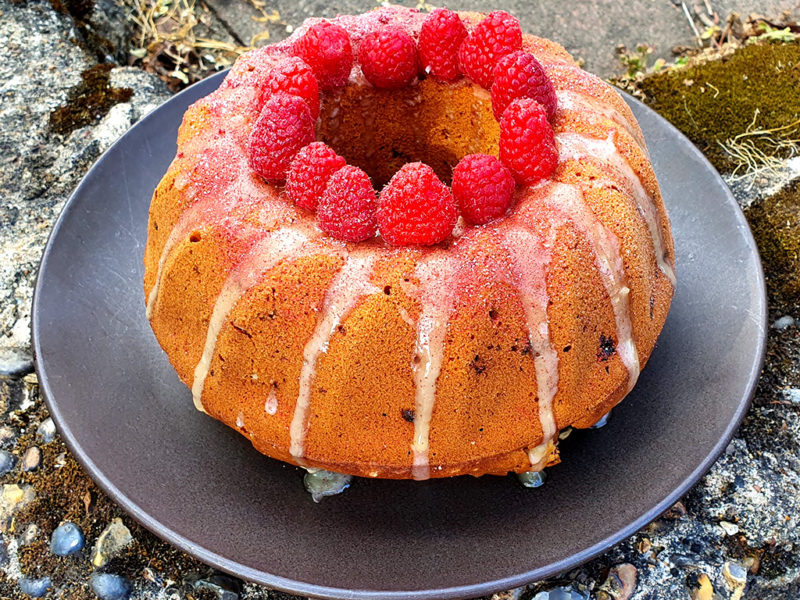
left=556, top=131, right=677, bottom=287
left=289, top=251, right=380, bottom=461
left=410, top=253, right=462, bottom=480
left=501, top=226, right=560, bottom=469
left=192, top=228, right=313, bottom=412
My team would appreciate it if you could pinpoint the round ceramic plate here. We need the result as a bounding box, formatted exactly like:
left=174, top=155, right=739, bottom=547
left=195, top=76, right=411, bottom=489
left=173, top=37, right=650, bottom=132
left=33, top=72, right=766, bottom=599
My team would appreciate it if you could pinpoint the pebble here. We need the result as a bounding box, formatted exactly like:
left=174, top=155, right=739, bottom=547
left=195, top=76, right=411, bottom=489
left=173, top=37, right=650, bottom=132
left=21, top=446, right=41, bottom=472
left=0, top=535, right=8, bottom=567
left=0, top=348, right=34, bottom=377
left=771, top=315, right=795, bottom=330
left=690, top=573, right=714, bottom=600
left=36, top=418, right=56, bottom=444
left=54, top=452, right=67, bottom=469
left=0, top=484, right=35, bottom=532
left=21, top=523, right=39, bottom=545
left=517, top=470, right=547, bottom=488
left=0, top=426, right=16, bottom=448
left=597, top=563, right=637, bottom=600
left=532, top=587, right=589, bottom=600
left=723, top=561, right=747, bottom=600
left=0, top=450, right=16, bottom=476
left=719, top=520, right=740, bottom=536
left=590, top=410, right=611, bottom=429
left=188, top=572, right=243, bottom=600
left=783, top=388, right=800, bottom=405
left=491, top=588, right=524, bottom=600
left=91, top=518, right=133, bottom=567
left=18, top=576, right=51, bottom=598
left=303, top=470, right=353, bottom=503
left=51, top=521, right=85, bottom=555
left=90, top=572, right=132, bottom=600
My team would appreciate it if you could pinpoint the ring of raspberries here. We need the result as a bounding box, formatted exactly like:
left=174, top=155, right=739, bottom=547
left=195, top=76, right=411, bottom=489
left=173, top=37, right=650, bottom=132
left=247, top=9, right=558, bottom=246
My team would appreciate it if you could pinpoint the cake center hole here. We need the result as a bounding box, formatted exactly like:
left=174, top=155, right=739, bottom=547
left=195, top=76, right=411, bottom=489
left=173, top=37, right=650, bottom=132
left=318, top=78, right=500, bottom=187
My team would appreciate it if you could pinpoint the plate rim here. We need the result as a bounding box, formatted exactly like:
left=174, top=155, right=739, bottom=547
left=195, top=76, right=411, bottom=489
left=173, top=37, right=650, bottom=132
left=31, top=71, right=768, bottom=600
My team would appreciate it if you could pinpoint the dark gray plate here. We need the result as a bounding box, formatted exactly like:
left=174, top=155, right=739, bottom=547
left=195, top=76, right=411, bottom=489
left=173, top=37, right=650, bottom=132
left=32, top=73, right=766, bottom=599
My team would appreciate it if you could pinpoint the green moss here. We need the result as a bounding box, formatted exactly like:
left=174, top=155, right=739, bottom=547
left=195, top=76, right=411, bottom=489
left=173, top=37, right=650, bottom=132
left=49, top=64, right=133, bottom=136
left=49, top=0, right=94, bottom=21
left=633, top=41, right=800, bottom=172
left=49, top=0, right=117, bottom=61
left=2, top=390, right=206, bottom=599
left=745, top=180, right=800, bottom=300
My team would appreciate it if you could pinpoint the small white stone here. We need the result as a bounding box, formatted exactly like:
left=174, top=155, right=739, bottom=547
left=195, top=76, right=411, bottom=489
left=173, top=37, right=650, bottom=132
left=21, top=446, right=41, bottom=472
left=36, top=418, right=56, bottom=444
left=771, top=315, right=795, bottom=330
left=783, top=388, right=800, bottom=405
left=90, top=518, right=133, bottom=567
left=20, top=523, right=39, bottom=545
left=719, top=520, right=739, bottom=536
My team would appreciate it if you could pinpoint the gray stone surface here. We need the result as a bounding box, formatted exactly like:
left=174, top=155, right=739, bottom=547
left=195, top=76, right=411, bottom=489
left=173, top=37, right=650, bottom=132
left=1, top=0, right=800, bottom=597
left=203, top=0, right=800, bottom=77
left=0, top=0, right=170, bottom=375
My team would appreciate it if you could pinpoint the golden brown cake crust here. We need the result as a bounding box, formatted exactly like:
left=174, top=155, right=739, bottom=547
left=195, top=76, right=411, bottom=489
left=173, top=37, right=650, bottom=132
left=143, top=6, right=675, bottom=479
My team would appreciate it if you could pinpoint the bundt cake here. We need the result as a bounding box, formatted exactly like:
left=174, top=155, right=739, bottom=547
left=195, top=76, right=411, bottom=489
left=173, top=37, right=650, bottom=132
left=143, top=6, right=675, bottom=481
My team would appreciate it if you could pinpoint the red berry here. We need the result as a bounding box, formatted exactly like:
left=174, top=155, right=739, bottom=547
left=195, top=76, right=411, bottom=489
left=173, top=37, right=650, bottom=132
left=248, top=93, right=315, bottom=183
left=499, top=98, right=558, bottom=186
left=452, top=154, right=515, bottom=225
left=286, top=142, right=347, bottom=211
left=458, top=11, right=522, bottom=89
left=358, top=27, right=418, bottom=89
left=318, top=165, right=377, bottom=242
left=419, top=9, right=467, bottom=81
left=294, top=21, right=353, bottom=90
left=491, top=51, right=557, bottom=122
left=262, top=57, right=320, bottom=119
left=377, top=163, right=457, bottom=246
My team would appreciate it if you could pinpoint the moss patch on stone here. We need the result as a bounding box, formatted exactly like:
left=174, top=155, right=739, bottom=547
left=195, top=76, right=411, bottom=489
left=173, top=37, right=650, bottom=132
left=49, top=64, right=133, bottom=136
left=1, top=387, right=206, bottom=599
left=746, top=179, right=800, bottom=300
left=630, top=41, right=800, bottom=172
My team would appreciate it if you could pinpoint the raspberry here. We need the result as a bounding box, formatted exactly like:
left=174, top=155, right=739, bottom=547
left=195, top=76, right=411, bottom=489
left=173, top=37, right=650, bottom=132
left=419, top=9, right=467, bottom=81
left=458, top=11, right=522, bottom=89
left=358, top=27, right=418, bottom=89
left=262, top=57, right=320, bottom=119
left=318, top=165, right=377, bottom=242
left=377, top=163, right=457, bottom=246
left=499, top=98, right=558, bottom=186
left=294, top=21, right=353, bottom=90
left=491, top=51, right=557, bottom=122
left=452, top=154, right=515, bottom=225
left=248, top=93, right=315, bottom=183
left=286, top=142, right=347, bottom=211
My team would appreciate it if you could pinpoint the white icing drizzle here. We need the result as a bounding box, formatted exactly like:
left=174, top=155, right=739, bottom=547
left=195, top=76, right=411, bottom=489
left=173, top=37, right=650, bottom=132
left=146, top=162, right=293, bottom=320
left=265, top=386, right=278, bottom=415
left=501, top=227, right=560, bottom=470
left=145, top=207, right=204, bottom=319
left=555, top=89, right=645, bottom=148
left=410, top=253, right=461, bottom=481
left=543, top=182, right=641, bottom=390
left=289, top=252, right=380, bottom=461
left=556, top=131, right=677, bottom=287
left=191, top=228, right=312, bottom=412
